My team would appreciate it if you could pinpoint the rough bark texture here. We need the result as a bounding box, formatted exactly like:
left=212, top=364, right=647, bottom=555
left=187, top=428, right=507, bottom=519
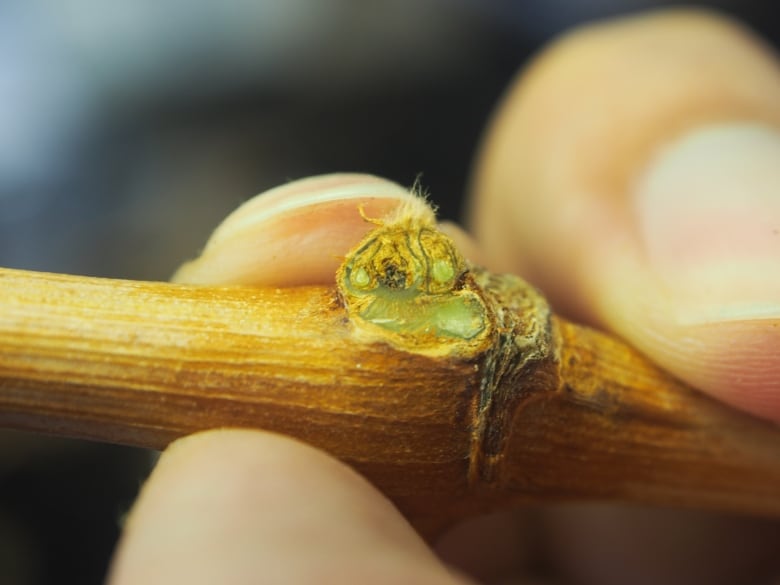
left=1, top=265, right=779, bottom=535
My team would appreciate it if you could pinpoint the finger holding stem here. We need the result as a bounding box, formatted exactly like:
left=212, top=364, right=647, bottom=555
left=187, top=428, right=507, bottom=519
left=0, top=175, right=779, bottom=538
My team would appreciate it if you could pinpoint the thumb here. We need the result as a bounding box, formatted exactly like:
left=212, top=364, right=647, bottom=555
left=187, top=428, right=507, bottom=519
left=471, top=10, right=780, bottom=421
left=108, top=430, right=464, bottom=585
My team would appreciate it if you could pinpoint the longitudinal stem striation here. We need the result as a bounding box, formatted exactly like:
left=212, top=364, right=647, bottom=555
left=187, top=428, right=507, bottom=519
left=1, top=193, right=779, bottom=533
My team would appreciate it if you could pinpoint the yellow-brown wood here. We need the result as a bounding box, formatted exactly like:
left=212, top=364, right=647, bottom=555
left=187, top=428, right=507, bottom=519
left=489, top=319, right=780, bottom=516
left=1, top=265, right=779, bottom=533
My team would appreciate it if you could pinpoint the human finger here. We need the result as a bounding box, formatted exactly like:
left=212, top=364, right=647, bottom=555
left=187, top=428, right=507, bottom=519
left=172, top=173, right=421, bottom=286
left=108, top=430, right=468, bottom=585
left=471, top=9, right=780, bottom=421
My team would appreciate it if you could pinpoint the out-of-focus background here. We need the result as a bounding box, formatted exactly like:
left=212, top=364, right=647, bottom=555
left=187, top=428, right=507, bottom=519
left=0, top=1, right=777, bottom=583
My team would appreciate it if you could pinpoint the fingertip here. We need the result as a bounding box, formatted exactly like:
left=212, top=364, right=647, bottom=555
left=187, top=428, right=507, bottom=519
left=109, top=429, right=462, bottom=585
left=588, top=260, right=780, bottom=422
left=620, top=123, right=780, bottom=420
left=173, top=174, right=418, bottom=287
left=665, top=322, right=780, bottom=422
left=470, top=9, right=780, bottom=420
left=472, top=8, right=780, bottom=311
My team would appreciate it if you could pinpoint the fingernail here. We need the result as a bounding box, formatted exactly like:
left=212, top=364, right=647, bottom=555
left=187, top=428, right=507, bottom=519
left=172, top=173, right=414, bottom=285
left=203, top=173, right=414, bottom=251
left=634, top=123, right=780, bottom=324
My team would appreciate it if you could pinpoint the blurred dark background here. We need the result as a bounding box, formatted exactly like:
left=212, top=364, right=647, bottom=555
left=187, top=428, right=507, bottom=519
left=0, top=1, right=778, bottom=583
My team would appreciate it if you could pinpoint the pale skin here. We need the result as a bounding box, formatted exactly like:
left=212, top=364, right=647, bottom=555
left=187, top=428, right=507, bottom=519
left=108, top=10, right=780, bottom=585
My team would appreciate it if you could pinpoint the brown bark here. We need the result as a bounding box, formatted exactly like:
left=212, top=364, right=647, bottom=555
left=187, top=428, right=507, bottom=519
left=0, top=266, right=779, bottom=534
